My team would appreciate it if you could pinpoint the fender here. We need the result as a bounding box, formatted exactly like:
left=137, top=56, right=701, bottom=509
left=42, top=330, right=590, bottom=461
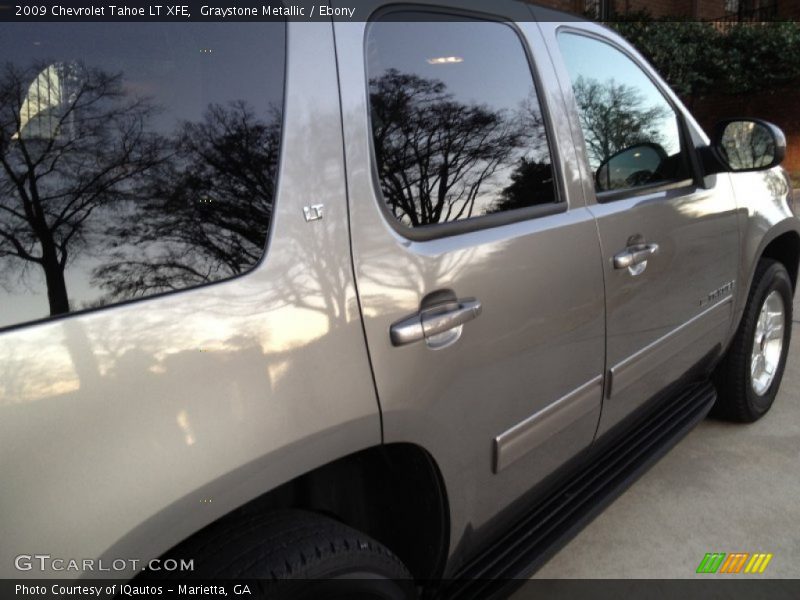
left=730, top=211, right=800, bottom=348
left=94, top=418, right=380, bottom=580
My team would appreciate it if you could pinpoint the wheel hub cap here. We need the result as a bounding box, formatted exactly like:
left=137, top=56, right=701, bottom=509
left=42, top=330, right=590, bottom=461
left=750, top=290, right=785, bottom=396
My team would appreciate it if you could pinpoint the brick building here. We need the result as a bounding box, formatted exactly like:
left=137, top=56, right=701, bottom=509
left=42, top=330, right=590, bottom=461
left=541, top=0, right=800, bottom=20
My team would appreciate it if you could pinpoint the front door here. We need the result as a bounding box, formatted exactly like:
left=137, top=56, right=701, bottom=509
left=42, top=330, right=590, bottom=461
left=334, top=2, right=606, bottom=561
left=552, top=28, right=740, bottom=437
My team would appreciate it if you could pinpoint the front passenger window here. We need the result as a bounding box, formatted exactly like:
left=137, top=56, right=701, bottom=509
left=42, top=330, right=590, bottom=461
left=558, top=32, right=690, bottom=194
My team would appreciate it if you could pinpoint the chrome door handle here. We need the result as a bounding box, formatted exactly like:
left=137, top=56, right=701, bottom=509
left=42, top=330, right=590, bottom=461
left=613, top=243, right=659, bottom=273
left=390, top=298, right=482, bottom=348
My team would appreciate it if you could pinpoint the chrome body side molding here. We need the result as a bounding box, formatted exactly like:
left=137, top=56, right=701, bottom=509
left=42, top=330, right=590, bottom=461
left=607, top=296, right=734, bottom=398
left=494, top=376, right=604, bottom=473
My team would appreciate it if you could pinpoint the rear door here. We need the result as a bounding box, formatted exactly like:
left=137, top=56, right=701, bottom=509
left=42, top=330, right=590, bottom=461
left=547, top=24, right=740, bottom=437
left=333, top=1, right=606, bottom=560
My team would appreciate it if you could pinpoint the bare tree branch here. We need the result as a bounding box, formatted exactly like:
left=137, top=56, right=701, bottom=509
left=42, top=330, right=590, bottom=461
left=0, top=60, right=164, bottom=315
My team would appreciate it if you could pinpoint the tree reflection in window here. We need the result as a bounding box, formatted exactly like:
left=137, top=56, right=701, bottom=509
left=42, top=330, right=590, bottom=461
left=0, top=22, right=286, bottom=328
left=93, top=102, right=281, bottom=301
left=572, top=75, right=669, bottom=173
left=366, top=16, right=558, bottom=229
left=0, top=61, right=164, bottom=317
left=558, top=33, right=689, bottom=193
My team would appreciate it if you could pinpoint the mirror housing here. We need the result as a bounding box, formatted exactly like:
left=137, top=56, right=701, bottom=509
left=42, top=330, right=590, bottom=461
left=701, top=118, right=786, bottom=176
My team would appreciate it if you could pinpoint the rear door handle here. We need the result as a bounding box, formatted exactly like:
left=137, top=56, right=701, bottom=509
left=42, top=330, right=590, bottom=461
left=614, top=243, right=659, bottom=275
left=390, top=298, right=482, bottom=349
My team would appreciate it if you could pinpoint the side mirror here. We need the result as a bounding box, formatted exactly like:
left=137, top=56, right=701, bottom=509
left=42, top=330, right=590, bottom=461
left=701, top=119, right=786, bottom=175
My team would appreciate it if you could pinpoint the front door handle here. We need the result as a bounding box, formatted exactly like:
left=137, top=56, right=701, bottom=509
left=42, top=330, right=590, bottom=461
left=390, top=298, right=482, bottom=349
left=614, top=242, right=659, bottom=275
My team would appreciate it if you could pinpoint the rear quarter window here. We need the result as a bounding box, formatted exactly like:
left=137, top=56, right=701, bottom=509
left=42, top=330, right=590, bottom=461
left=0, top=22, right=285, bottom=329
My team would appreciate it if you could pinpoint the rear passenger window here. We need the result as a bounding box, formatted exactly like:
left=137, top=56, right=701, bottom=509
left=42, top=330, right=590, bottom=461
left=365, top=12, right=558, bottom=230
left=0, top=23, right=285, bottom=329
left=557, top=32, right=691, bottom=194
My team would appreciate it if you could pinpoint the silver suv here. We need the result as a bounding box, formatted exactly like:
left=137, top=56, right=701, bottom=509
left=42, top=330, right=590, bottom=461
left=1, top=2, right=797, bottom=598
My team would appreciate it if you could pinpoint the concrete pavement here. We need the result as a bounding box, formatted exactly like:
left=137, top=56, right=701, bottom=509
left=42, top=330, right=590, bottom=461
left=532, top=292, right=800, bottom=579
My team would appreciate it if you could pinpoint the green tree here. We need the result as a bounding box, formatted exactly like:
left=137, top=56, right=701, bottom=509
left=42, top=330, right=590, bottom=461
left=610, top=16, right=800, bottom=101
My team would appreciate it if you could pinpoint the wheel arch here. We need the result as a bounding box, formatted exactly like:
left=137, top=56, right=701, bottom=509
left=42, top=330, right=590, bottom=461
left=761, top=230, right=800, bottom=292
left=736, top=224, right=800, bottom=333
left=145, top=443, right=451, bottom=581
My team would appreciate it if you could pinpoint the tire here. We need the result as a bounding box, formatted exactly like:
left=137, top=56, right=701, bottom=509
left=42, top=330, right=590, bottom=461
left=713, top=258, right=793, bottom=422
left=157, top=510, right=416, bottom=600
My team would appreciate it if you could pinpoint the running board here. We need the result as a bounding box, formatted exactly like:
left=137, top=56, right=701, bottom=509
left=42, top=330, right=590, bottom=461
left=437, top=380, right=716, bottom=599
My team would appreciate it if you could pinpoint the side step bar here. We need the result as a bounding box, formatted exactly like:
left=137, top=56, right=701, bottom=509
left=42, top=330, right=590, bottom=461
left=437, top=380, right=717, bottom=600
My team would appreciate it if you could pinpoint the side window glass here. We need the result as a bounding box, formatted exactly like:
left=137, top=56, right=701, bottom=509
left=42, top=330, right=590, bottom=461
left=0, top=22, right=286, bottom=329
left=365, top=13, right=558, bottom=230
left=557, top=32, right=690, bottom=193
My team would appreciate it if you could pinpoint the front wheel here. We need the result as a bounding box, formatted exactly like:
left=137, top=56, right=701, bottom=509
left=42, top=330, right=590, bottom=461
left=713, top=259, right=793, bottom=422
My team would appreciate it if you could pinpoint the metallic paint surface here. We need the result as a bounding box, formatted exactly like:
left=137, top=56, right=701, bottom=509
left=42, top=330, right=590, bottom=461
left=608, top=296, right=734, bottom=398
left=494, top=376, right=604, bottom=473
left=0, top=23, right=381, bottom=579
left=543, top=20, right=744, bottom=436
left=334, top=4, right=606, bottom=571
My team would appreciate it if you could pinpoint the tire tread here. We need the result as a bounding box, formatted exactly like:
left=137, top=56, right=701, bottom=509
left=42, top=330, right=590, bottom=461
left=713, top=258, right=793, bottom=422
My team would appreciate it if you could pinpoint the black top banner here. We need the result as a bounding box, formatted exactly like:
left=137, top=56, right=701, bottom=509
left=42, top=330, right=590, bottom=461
left=3, top=1, right=337, bottom=21
left=0, top=0, right=586, bottom=22
left=3, top=1, right=798, bottom=22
